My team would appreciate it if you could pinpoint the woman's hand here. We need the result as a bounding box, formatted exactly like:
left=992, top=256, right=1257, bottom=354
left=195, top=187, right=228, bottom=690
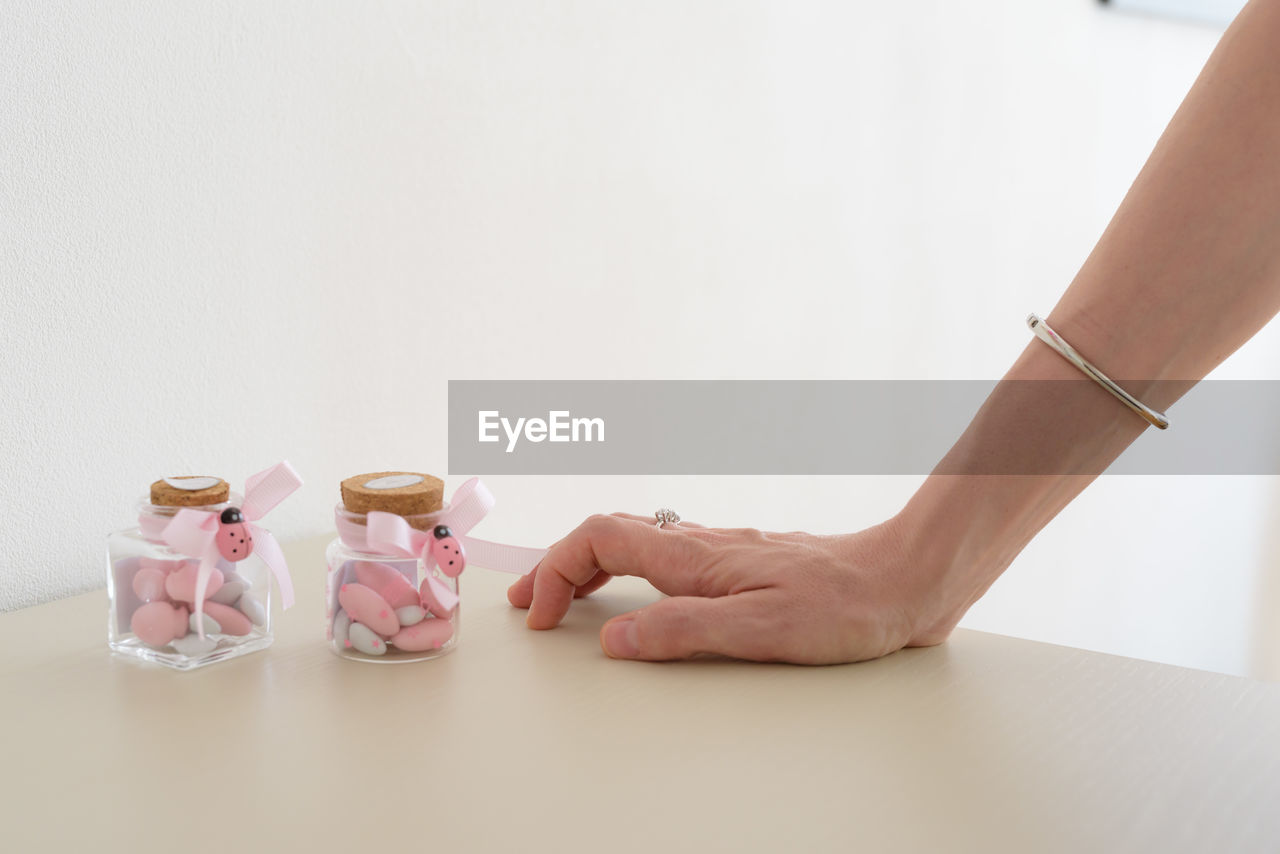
left=507, top=513, right=955, bottom=664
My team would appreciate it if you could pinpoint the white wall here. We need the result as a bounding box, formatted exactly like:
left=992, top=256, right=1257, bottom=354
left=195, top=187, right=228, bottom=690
left=3, top=1, right=1276, bottom=678
left=1109, top=0, right=1247, bottom=26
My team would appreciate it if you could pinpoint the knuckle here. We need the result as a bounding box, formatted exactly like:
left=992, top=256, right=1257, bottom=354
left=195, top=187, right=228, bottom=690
left=670, top=538, right=717, bottom=597
left=689, top=567, right=720, bottom=600
left=578, top=513, right=627, bottom=556
left=580, top=514, right=617, bottom=537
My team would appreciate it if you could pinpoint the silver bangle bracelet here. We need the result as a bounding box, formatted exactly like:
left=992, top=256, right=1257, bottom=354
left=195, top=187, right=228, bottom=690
left=1026, top=313, right=1169, bottom=430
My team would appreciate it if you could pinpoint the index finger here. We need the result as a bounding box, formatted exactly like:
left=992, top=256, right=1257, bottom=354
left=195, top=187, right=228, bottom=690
left=525, top=514, right=704, bottom=630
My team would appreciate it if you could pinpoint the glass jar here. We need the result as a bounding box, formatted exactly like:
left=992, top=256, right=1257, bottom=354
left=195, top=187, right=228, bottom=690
left=106, top=476, right=274, bottom=670
left=325, top=472, right=460, bottom=663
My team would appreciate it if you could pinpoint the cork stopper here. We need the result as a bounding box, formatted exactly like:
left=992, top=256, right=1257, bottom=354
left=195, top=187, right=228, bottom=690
left=340, top=472, right=444, bottom=516
left=150, top=476, right=230, bottom=507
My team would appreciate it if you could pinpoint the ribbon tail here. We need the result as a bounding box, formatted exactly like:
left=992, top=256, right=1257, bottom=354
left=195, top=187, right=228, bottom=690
left=461, top=537, right=547, bottom=575
left=192, top=554, right=218, bottom=640
left=161, top=510, right=229, bottom=640
left=241, top=461, right=303, bottom=522
left=441, top=477, right=494, bottom=536
left=250, top=525, right=294, bottom=610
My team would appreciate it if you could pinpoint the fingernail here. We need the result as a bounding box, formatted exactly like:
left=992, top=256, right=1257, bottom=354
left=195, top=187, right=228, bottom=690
left=603, top=618, right=639, bottom=658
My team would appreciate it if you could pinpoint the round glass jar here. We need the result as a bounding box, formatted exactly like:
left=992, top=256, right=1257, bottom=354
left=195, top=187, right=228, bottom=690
left=325, top=472, right=460, bottom=663
left=106, top=477, right=273, bottom=670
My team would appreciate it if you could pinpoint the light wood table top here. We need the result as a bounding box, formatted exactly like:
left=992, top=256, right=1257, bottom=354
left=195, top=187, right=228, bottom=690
left=2, top=535, right=1278, bottom=853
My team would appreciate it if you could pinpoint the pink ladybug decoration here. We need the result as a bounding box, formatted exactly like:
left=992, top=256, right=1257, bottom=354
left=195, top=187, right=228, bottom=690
left=162, top=461, right=303, bottom=639
left=430, top=525, right=466, bottom=578
left=364, top=478, right=551, bottom=624
left=216, top=507, right=254, bottom=562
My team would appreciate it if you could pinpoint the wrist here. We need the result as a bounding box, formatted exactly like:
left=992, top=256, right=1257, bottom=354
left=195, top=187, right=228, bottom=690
left=887, top=343, right=1148, bottom=638
left=887, top=475, right=1061, bottom=640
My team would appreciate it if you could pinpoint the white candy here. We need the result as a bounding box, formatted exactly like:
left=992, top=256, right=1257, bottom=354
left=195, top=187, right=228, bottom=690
left=209, top=579, right=249, bottom=606
left=171, top=634, right=218, bottom=656
left=347, top=622, right=386, bottom=656
left=394, top=605, right=427, bottom=627
left=332, top=609, right=351, bottom=648
left=236, top=593, right=266, bottom=627
left=221, top=570, right=248, bottom=587
left=189, top=611, right=222, bottom=635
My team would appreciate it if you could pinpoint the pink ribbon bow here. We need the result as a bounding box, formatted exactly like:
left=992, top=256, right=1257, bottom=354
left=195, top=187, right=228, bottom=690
left=365, top=477, right=547, bottom=614
left=162, top=461, right=303, bottom=638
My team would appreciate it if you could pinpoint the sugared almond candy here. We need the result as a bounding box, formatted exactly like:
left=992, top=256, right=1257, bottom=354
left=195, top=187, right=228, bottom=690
left=131, top=601, right=188, bottom=648
left=332, top=609, right=351, bottom=647
left=337, top=583, right=398, bottom=637
left=390, top=618, right=453, bottom=652
left=138, top=557, right=184, bottom=573
left=236, top=593, right=266, bottom=627
left=221, top=569, right=249, bottom=586
left=354, top=561, right=420, bottom=609
left=165, top=563, right=224, bottom=604
left=209, top=578, right=248, bottom=606
left=171, top=633, right=217, bottom=657
left=132, top=568, right=169, bottom=602
left=394, top=605, right=426, bottom=627
left=201, top=601, right=252, bottom=636
left=347, top=622, right=386, bottom=656
left=419, top=576, right=458, bottom=618
left=189, top=611, right=222, bottom=636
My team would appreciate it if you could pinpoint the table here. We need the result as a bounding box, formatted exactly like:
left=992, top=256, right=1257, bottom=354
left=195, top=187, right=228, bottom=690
left=2, top=535, right=1278, bottom=852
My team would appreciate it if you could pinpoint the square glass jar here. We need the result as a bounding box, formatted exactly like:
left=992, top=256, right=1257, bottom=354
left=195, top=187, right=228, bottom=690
left=107, top=495, right=273, bottom=670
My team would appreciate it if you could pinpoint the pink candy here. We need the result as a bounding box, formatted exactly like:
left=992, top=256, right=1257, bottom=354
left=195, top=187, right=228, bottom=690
left=332, top=578, right=457, bottom=657
left=201, top=601, right=253, bottom=636
left=389, top=618, right=454, bottom=652
left=126, top=560, right=264, bottom=651
left=419, top=575, right=458, bottom=618
left=353, top=561, right=420, bottom=609
left=330, top=562, right=459, bottom=658
left=337, top=583, right=399, bottom=637
left=165, top=563, right=224, bottom=604
left=132, top=568, right=169, bottom=602
left=131, top=601, right=189, bottom=647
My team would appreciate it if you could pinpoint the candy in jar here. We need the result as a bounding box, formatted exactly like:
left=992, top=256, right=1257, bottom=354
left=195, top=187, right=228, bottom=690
left=105, top=462, right=301, bottom=670
left=325, top=471, right=546, bottom=663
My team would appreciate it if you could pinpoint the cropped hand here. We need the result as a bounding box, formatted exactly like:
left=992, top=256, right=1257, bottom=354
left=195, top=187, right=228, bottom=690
left=507, top=513, right=951, bottom=663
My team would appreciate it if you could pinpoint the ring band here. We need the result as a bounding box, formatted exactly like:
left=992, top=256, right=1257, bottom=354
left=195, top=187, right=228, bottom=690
left=654, top=508, right=681, bottom=528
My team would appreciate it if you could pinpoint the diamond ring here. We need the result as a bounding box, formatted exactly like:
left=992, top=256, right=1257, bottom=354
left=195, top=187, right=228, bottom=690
left=654, top=508, right=681, bottom=528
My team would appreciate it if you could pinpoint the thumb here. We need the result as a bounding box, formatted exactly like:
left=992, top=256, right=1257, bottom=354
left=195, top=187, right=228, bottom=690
left=599, top=592, right=774, bottom=662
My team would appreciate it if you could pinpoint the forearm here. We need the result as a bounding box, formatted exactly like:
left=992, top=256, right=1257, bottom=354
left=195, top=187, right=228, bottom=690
left=895, top=0, right=1280, bottom=636
left=1056, top=0, right=1280, bottom=385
